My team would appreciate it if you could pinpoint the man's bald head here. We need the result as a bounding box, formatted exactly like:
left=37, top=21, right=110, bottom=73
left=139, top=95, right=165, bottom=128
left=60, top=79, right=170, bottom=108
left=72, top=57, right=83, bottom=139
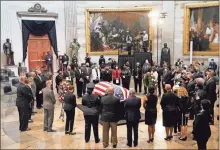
left=107, top=87, right=114, bottom=94
left=165, top=84, right=171, bottom=91
left=29, top=72, right=36, bottom=78
left=20, top=76, right=27, bottom=83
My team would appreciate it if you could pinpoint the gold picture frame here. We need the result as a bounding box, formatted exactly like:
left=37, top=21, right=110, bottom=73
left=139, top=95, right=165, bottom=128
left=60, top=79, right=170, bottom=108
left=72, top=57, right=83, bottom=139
left=183, top=1, right=219, bottom=56
left=85, top=7, right=154, bottom=55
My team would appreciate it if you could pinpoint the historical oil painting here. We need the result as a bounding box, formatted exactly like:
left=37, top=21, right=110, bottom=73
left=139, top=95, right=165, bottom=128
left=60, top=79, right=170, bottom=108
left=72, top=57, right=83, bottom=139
left=183, top=2, right=219, bottom=56
left=85, top=8, right=153, bottom=55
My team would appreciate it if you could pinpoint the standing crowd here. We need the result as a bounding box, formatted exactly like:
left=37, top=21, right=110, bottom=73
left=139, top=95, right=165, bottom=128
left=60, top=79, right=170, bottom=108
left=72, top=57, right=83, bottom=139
left=16, top=54, right=218, bottom=149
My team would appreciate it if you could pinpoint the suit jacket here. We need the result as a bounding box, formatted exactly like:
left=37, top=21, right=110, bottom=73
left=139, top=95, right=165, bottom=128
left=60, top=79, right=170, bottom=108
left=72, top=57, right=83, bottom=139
left=42, top=87, right=56, bottom=110
left=102, top=69, right=112, bottom=82
left=162, top=71, right=172, bottom=85
left=34, top=74, right=43, bottom=94
left=62, top=55, right=69, bottom=63
left=16, top=83, right=32, bottom=107
left=192, top=110, right=211, bottom=141
left=91, top=68, right=100, bottom=81
left=82, top=93, right=100, bottom=116
left=187, top=80, right=195, bottom=94
left=112, top=69, right=121, bottom=80
left=29, top=77, right=36, bottom=98
left=205, top=78, right=217, bottom=101
left=124, top=95, right=141, bottom=122
left=55, top=74, right=63, bottom=86
left=63, top=70, right=75, bottom=79
left=160, top=92, right=179, bottom=112
left=75, top=68, right=85, bottom=82
left=63, top=92, right=76, bottom=111
left=83, top=67, right=92, bottom=82
left=100, top=94, right=120, bottom=122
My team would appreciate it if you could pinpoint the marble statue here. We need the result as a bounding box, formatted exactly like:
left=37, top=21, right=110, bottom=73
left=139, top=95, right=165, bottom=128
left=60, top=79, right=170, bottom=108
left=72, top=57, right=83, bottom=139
left=160, top=43, right=170, bottom=67
left=69, top=38, right=80, bottom=57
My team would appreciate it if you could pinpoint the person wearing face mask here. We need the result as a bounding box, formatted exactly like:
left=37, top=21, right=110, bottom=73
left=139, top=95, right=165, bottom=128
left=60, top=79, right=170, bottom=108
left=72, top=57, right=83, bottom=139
left=162, top=67, right=172, bottom=93
left=112, top=65, right=121, bottom=85
left=63, top=65, right=75, bottom=85
left=55, top=70, right=63, bottom=93
left=82, top=83, right=100, bottom=143
left=99, top=55, right=106, bottom=68
left=102, top=65, right=112, bottom=82
left=121, top=65, right=131, bottom=89
left=34, top=69, right=43, bottom=109
left=133, top=62, right=142, bottom=93
left=75, top=64, right=85, bottom=98
left=192, top=100, right=211, bottom=150
left=83, top=63, right=92, bottom=94
left=91, top=64, right=100, bottom=84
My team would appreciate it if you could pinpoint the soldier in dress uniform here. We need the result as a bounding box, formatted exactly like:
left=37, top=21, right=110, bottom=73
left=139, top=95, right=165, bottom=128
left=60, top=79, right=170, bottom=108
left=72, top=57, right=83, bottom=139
left=133, top=62, right=142, bottom=93
left=82, top=83, right=100, bottom=143
left=85, top=53, right=91, bottom=67
left=160, top=43, right=170, bottom=67
left=99, top=55, right=106, bottom=69
left=121, top=65, right=131, bottom=89
left=45, top=51, right=53, bottom=73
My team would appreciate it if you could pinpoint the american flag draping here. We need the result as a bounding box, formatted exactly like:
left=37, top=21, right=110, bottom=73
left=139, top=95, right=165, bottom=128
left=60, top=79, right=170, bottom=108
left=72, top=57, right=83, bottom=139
left=93, top=81, right=130, bottom=100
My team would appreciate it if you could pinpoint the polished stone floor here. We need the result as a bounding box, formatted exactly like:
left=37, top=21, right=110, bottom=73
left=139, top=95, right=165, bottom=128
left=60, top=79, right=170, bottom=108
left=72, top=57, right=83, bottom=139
left=1, top=80, right=219, bottom=149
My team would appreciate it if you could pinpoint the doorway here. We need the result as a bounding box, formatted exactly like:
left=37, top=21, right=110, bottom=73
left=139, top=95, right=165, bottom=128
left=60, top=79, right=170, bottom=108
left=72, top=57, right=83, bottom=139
left=28, top=34, right=52, bottom=72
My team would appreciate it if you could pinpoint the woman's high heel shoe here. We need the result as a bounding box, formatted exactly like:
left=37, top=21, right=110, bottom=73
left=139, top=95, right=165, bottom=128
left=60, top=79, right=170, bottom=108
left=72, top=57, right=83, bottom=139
left=150, top=138, right=154, bottom=142
left=147, top=139, right=151, bottom=143
left=179, top=137, right=187, bottom=141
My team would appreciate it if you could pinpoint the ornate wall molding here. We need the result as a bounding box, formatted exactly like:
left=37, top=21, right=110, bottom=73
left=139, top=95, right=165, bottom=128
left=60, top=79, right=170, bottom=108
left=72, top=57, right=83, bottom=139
left=17, top=3, right=58, bottom=18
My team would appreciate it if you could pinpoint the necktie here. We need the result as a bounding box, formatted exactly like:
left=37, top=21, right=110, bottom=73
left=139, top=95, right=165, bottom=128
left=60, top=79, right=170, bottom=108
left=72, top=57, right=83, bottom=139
left=38, top=75, right=42, bottom=81
left=116, top=70, right=118, bottom=78
left=95, top=69, right=98, bottom=78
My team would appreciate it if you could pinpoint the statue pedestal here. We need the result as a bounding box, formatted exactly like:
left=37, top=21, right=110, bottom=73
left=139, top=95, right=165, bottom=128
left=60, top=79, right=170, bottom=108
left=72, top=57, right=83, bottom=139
left=4, top=65, right=18, bottom=76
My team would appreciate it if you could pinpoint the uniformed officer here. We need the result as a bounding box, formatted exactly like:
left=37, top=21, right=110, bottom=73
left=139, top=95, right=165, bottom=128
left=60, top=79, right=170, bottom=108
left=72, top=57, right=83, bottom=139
left=133, top=62, right=142, bottom=93
left=121, top=65, right=131, bottom=89
left=99, top=55, right=106, bottom=69
left=102, top=65, right=112, bottom=82
left=71, top=53, right=78, bottom=70
left=82, top=83, right=100, bottom=143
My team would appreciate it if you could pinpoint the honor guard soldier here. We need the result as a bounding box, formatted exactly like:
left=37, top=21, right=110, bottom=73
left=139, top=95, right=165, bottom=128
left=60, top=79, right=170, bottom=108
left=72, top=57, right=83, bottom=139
left=133, top=62, right=142, bottom=93
left=85, top=53, right=91, bottom=67
left=71, top=53, right=78, bottom=70
left=82, top=83, right=100, bottom=143
left=121, top=65, right=131, bottom=89
left=99, top=55, right=106, bottom=69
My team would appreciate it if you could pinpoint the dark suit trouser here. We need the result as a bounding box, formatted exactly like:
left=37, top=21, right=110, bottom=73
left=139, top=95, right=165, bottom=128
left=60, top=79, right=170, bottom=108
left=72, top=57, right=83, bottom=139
left=44, top=109, right=54, bottom=130
left=76, top=81, right=83, bottom=97
left=36, top=93, right=43, bottom=108
left=197, top=139, right=208, bottom=150
left=47, top=63, right=53, bottom=73
left=84, top=115, right=99, bottom=142
left=158, top=81, right=161, bottom=95
left=28, top=107, right=32, bottom=120
left=126, top=121, right=139, bottom=146
left=210, top=99, right=216, bottom=123
left=134, top=79, right=142, bottom=93
left=65, top=110, right=75, bottom=132
left=17, top=106, right=29, bottom=131
left=102, top=122, right=117, bottom=146
left=122, top=80, right=130, bottom=90
left=83, top=81, right=89, bottom=95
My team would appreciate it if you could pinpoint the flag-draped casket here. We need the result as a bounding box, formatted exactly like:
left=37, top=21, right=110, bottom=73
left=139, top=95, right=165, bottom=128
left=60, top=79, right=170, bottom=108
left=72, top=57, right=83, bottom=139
left=93, top=82, right=130, bottom=120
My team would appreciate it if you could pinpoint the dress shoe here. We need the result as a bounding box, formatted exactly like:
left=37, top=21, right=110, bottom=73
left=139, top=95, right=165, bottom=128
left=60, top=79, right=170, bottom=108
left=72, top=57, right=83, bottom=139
left=150, top=138, right=154, bottom=142
left=47, top=129, right=56, bottom=132
left=127, top=143, right=132, bottom=147
left=209, top=122, right=214, bottom=125
left=164, top=137, right=170, bottom=141
left=134, top=143, right=138, bottom=147
left=28, top=119, right=33, bottom=123
left=85, top=140, right=89, bottom=143
left=69, top=132, right=76, bottom=135
left=147, top=139, right=151, bottom=143
left=179, top=137, right=187, bottom=141
left=113, top=145, right=117, bottom=148
left=95, top=139, right=100, bottom=143
left=103, top=145, right=108, bottom=148
left=65, top=131, right=69, bottom=134
left=168, top=136, right=173, bottom=139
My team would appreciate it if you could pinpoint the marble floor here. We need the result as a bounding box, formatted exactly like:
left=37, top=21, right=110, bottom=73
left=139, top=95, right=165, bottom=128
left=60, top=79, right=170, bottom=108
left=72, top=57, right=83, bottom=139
left=1, top=81, right=219, bottom=149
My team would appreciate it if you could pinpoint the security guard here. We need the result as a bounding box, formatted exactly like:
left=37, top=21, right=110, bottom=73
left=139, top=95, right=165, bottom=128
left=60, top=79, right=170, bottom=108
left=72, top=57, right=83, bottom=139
left=82, top=83, right=100, bottom=143
left=121, top=65, right=131, bottom=89
left=71, top=53, right=78, bottom=70
left=133, top=62, right=142, bottom=93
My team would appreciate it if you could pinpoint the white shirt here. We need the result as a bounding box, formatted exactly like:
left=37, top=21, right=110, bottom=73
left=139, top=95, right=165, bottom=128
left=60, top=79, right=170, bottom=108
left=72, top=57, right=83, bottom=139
left=152, top=71, right=158, bottom=83
left=91, top=68, right=100, bottom=81
left=143, top=33, right=148, bottom=41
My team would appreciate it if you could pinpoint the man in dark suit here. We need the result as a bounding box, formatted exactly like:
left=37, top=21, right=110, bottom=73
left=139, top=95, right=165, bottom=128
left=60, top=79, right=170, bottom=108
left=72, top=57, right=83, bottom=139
left=162, top=67, right=172, bottom=93
left=205, top=71, right=217, bottom=125
left=34, top=69, right=43, bottom=109
left=75, top=64, right=85, bottom=98
left=124, top=89, right=141, bottom=147
left=100, top=87, right=120, bottom=148
left=62, top=54, right=69, bottom=71
left=45, top=51, right=53, bottom=73
left=16, top=76, right=32, bottom=131
left=63, top=65, right=75, bottom=84
left=83, top=63, right=92, bottom=94
left=82, top=83, right=100, bottom=143
left=42, top=80, right=56, bottom=132
left=192, top=100, right=211, bottom=150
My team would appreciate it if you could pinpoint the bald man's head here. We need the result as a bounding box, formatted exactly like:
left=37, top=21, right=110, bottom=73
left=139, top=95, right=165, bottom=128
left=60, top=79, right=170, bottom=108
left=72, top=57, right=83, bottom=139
left=165, top=84, right=171, bottom=91
left=29, top=72, right=36, bottom=78
left=20, top=76, right=27, bottom=83
left=107, top=87, right=114, bottom=94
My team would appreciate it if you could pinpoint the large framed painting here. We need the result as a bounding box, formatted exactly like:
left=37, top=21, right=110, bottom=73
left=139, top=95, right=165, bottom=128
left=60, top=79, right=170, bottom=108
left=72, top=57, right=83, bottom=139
left=85, top=7, right=154, bottom=55
left=183, top=2, right=219, bottom=56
